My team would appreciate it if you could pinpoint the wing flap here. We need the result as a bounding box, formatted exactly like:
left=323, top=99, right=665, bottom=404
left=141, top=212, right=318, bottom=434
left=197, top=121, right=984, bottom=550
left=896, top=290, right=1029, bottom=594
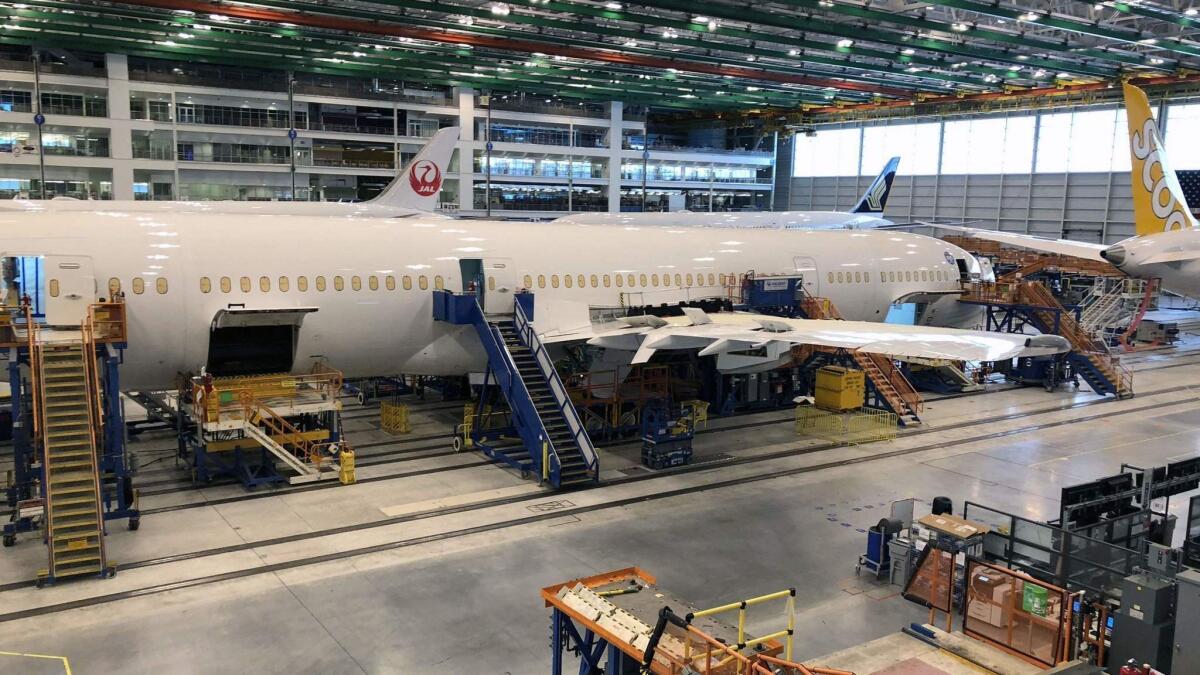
left=919, top=222, right=1108, bottom=262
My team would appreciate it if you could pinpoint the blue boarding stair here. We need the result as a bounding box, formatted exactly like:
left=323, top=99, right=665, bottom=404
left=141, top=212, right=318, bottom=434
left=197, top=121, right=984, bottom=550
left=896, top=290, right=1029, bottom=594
left=433, top=290, right=599, bottom=489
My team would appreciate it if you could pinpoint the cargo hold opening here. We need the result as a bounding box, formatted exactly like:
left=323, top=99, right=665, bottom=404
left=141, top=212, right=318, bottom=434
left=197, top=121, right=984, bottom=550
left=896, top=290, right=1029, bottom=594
left=206, top=307, right=317, bottom=377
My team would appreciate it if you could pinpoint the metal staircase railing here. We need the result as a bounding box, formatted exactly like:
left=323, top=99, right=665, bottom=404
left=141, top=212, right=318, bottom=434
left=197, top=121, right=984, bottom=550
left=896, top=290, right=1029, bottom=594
left=239, top=390, right=330, bottom=477
left=513, top=297, right=599, bottom=475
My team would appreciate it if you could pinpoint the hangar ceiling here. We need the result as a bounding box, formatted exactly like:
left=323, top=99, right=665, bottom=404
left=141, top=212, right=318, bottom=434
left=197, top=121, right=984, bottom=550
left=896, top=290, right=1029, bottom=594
left=2, top=0, right=1199, bottom=111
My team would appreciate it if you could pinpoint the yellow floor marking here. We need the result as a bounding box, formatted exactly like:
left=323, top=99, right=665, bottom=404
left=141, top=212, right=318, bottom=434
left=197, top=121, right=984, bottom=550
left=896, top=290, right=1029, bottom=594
left=0, top=650, right=72, bottom=674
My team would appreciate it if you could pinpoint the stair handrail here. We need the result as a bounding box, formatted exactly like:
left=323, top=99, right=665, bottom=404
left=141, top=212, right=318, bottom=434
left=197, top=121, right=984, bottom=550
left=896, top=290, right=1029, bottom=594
left=513, top=296, right=599, bottom=474
left=25, top=301, right=41, bottom=442
left=238, top=390, right=324, bottom=467
left=857, top=351, right=923, bottom=414
left=78, top=315, right=109, bottom=565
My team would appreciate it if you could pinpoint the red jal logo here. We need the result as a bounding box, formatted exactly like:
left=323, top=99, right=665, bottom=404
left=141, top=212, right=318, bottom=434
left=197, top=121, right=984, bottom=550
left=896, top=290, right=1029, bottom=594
left=408, top=160, right=442, bottom=196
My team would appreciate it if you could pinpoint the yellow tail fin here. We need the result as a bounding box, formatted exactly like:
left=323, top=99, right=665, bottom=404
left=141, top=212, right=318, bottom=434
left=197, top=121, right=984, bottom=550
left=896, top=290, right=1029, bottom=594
left=1124, top=83, right=1197, bottom=235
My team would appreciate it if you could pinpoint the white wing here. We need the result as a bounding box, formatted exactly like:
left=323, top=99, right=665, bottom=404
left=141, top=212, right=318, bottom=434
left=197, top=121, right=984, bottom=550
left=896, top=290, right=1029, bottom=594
left=919, top=222, right=1108, bottom=262
left=558, top=311, right=1068, bottom=365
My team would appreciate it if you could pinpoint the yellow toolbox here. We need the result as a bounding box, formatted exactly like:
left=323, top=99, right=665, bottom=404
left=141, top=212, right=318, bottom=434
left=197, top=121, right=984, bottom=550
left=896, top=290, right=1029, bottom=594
left=814, top=366, right=865, bottom=412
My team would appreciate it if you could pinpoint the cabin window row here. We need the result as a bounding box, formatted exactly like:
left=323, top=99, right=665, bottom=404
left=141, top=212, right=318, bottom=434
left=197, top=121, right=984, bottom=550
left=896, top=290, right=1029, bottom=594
left=521, top=272, right=729, bottom=290
left=194, top=274, right=447, bottom=294
left=826, top=269, right=952, bottom=285
left=105, top=277, right=168, bottom=296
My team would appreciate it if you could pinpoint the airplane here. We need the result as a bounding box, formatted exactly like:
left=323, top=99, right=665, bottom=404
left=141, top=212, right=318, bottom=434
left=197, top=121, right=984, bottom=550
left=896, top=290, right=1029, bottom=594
left=552, top=157, right=900, bottom=230
left=923, top=84, right=1200, bottom=299
left=1, top=213, right=1066, bottom=391
left=0, top=127, right=461, bottom=218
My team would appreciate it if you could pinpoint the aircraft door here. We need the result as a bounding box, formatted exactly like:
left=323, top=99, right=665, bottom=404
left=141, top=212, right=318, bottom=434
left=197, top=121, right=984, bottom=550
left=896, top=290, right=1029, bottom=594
left=481, top=258, right=517, bottom=315
left=44, top=255, right=95, bottom=326
left=792, top=256, right=819, bottom=297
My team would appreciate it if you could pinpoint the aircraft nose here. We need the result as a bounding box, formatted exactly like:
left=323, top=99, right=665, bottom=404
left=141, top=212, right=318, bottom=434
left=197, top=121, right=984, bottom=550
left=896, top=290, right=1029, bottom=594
left=1101, top=245, right=1126, bottom=267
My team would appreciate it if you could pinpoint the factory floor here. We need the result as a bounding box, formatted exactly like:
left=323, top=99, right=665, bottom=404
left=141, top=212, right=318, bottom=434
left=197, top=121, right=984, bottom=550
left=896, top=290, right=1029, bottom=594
left=2, top=341, right=1200, bottom=674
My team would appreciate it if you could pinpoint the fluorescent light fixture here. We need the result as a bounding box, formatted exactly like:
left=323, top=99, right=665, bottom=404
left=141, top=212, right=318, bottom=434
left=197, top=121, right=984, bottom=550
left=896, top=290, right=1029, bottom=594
left=746, top=85, right=760, bottom=91
left=208, top=13, right=228, bottom=21
left=836, top=38, right=853, bottom=48
left=1019, top=12, right=1040, bottom=20
left=951, top=22, right=969, bottom=31
left=1187, top=8, right=1198, bottom=16
left=901, top=48, right=915, bottom=55
left=1139, top=37, right=1158, bottom=44
left=693, top=15, right=709, bottom=22
left=457, top=16, right=473, bottom=25
left=623, top=39, right=637, bottom=47
left=788, top=49, right=799, bottom=56
left=490, top=2, right=510, bottom=16
left=605, top=1, right=622, bottom=9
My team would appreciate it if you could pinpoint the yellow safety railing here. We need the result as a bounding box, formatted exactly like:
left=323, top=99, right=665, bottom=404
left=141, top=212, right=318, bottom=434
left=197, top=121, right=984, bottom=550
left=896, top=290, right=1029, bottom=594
left=681, top=399, right=709, bottom=429
left=239, top=390, right=327, bottom=469
left=795, top=406, right=897, bottom=446
left=689, top=588, right=796, bottom=661
left=380, top=400, right=411, bottom=434
left=193, top=368, right=343, bottom=424
left=87, top=300, right=127, bottom=343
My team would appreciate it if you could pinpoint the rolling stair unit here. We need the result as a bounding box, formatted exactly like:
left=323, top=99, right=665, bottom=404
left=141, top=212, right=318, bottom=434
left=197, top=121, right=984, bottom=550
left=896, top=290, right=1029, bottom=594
left=433, top=290, right=598, bottom=489
left=960, top=281, right=1133, bottom=398
left=38, top=337, right=111, bottom=584
left=796, top=295, right=924, bottom=427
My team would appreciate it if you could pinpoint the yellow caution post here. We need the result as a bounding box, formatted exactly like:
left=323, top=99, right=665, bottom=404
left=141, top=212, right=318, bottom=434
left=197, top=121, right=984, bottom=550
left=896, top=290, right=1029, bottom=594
left=380, top=400, right=412, bottom=434
left=338, top=447, right=356, bottom=485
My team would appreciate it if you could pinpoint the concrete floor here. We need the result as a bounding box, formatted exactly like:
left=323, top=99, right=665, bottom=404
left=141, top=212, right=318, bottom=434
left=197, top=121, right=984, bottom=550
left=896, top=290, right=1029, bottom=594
left=2, top=342, right=1200, bottom=674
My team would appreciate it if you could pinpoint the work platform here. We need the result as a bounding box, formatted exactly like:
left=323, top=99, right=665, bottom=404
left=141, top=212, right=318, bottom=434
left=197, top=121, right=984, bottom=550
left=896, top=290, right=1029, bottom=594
left=180, top=367, right=348, bottom=487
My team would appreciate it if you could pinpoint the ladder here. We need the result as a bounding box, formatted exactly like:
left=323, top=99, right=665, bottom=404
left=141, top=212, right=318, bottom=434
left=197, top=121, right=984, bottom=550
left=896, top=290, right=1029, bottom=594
left=797, top=295, right=923, bottom=426
left=37, top=338, right=109, bottom=584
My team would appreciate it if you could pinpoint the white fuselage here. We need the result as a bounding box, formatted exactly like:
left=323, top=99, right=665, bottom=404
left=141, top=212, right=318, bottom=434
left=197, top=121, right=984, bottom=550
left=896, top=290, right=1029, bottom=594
left=0, top=199, right=448, bottom=219
left=553, top=211, right=893, bottom=230
left=1103, top=229, right=1200, bottom=298
left=1, top=213, right=972, bottom=389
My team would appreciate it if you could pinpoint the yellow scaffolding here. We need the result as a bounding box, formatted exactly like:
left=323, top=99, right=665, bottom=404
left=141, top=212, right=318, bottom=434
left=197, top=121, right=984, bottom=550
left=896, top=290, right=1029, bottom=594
left=380, top=400, right=412, bottom=434
left=795, top=406, right=897, bottom=446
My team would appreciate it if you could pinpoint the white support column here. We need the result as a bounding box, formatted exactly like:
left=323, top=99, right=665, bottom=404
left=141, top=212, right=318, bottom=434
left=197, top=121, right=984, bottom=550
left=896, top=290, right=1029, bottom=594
left=606, top=100, right=623, bottom=212
left=456, top=87, right=476, bottom=212
left=105, top=54, right=135, bottom=199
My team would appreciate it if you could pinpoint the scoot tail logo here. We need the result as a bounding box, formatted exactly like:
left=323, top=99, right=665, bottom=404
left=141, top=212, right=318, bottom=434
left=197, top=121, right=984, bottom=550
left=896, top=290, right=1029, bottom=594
left=851, top=156, right=900, bottom=214
left=408, top=160, right=443, bottom=197
left=1125, top=83, right=1197, bottom=235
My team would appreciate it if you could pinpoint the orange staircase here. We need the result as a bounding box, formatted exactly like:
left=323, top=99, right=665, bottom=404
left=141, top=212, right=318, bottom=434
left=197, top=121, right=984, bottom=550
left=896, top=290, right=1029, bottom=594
left=797, top=296, right=923, bottom=425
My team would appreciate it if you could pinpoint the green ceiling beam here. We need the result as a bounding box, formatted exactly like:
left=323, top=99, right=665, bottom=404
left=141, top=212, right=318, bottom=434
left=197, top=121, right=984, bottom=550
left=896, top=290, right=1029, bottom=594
left=1096, top=1, right=1200, bottom=36
left=915, top=0, right=1197, bottom=60
left=4, top=6, right=814, bottom=107
left=628, top=0, right=1119, bottom=76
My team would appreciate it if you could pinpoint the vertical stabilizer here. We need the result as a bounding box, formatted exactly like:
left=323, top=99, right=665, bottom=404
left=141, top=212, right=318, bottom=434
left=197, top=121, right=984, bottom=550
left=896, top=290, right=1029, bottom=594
left=371, top=126, right=460, bottom=211
left=1124, top=84, right=1197, bottom=235
left=851, top=156, right=900, bottom=214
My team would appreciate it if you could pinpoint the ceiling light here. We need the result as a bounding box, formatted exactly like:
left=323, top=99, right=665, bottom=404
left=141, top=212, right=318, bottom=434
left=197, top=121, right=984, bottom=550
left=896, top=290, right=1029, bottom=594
left=662, top=28, right=678, bottom=38
left=1057, top=72, right=1071, bottom=78
left=1150, top=57, right=1165, bottom=64
left=352, top=51, right=366, bottom=57
left=1008, top=65, right=1021, bottom=72
left=818, top=0, right=834, bottom=6
left=623, top=39, right=637, bottom=47
left=490, top=2, right=510, bottom=16
left=1033, top=68, right=1047, bottom=78
left=836, top=38, right=853, bottom=48
left=11, top=3, right=27, bottom=7
left=1139, top=37, right=1158, bottom=44
left=693, top=15, right=709, bottom=23
left=1094, top=2, right=1105, bottom=9
left=901, top=48, right=915, bottom=55
left=458, top=16, right=473, bottom=25
left=707, top=19, right=718, bottom=31
left=1019, top=12, right=1040, bottom=21
left=1187, top=8, right=1199, bottom=16
left=605, top=1, right=622, bottom=9
left=746, top=86, right=760, bottom=91
left=532, top=51, right=546, bottom=57
left=905, top=66, right=921, bottom=73
left=984, top=74, right=999, bottom=83
left=951, top=22, right=969, bottom=31
left=1016, top=54, right=1029, bottom=60
left=208, top=13, right=228, bottom=21
left=177, top=32, right=194, bottom=39
left=746, top=55, right=756, bottom=62
left=788, top=49, right=799, bottom=56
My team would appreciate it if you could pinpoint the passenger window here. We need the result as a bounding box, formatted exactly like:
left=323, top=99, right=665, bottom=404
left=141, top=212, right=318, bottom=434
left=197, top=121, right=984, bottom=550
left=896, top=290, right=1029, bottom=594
left=651, top=273, right=659, bottom=287
left=523, top=274, right=533, bottom=288
left=603, top=274, right=611, bottom=288
left=434, top=275, right=444, bottom=290
left=260, top=276, right=271, bottom=292
left=240, top=276, right=251, bottom=293
left=316, top=276, right=327, bottom=292
left=590, top=274, right=598, bottom=288
left=108, top=277, right=121, bottom=296
left=49, top=279, right=59, bottom=297
left=487, top=276, right=495, bottom=291
left=564, top=274, right=572, bottom=288
left=906, top=271, right=913, bottom=282
left=402, top=276, right=412, bottom=290
left=615, top=274, right=623, bottom=288
left=334, top=276, right=345, bottom=291
left=279, top=276, right=289, bottom=292
left=577, top=274, right=585, bottom=288
left=626, top=274, right=635, bottom=287
left=298, top=276, right=309, bottom=292
left=385, top=275, right=395, bottom=291
left=852, top=271, right=859, bottom=283
left=351, top=276, right=362, bottom=291
left=418, top=276, right=428, bottom=290
left=707, top=273, right=715, bottom=286
left=200, top=277, right=211, bottom=293
left=220, top=276, right=231, bottom=293
left=685, top=273, right=693, bottom=286
left=674, top=273, right=682, bottom=286
left=369, top=276, right=379, bottom=291
left=538, top=274, right=546, bottom=289
left=828, top=272, right=834, bottom=284
left=157, top=278, right=168, bottom=294
left=639, top=273, right=647, bottom=287
left=921, top=271, right=928, bottom=282
left=132, top=278, right=145, bottom=295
